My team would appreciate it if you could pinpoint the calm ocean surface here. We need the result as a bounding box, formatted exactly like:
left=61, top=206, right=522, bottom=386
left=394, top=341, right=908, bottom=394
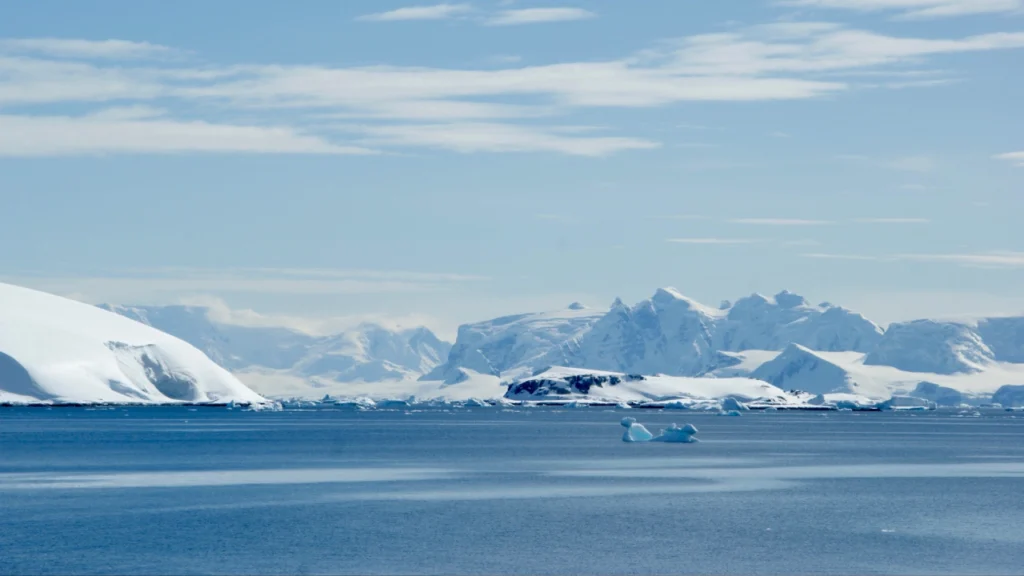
left=2, top=407, right=1023, bottom=575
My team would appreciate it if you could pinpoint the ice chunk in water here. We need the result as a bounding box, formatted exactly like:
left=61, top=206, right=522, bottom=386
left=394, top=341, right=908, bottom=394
left=620, top=417, right=654, bottom=442
left=652, top=423, right=699, bottom=443
left=621, top=418, right=696, bottom=443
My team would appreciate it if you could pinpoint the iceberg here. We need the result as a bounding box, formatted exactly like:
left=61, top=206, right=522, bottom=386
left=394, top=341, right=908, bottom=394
left=652, top=423, right=699, bottom=443
left=620, top=417, right=654, bottom=442
left=721, top=397, right=748, bottom=411
left=621, top=417, right=698, bottom=443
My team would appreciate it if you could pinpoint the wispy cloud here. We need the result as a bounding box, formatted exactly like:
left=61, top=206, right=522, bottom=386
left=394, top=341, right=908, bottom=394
left=667, top=238, right=764, bottom=244
left=778, top=0, right=1023, bottom=20
left=896, top=252, right=1024, bottom=268
left=3, top=23, right=1023, bottom=156
left=0, top=112, right=373, bottom=157
left=352, top=122, right=659, bottom=155
left=852, top=217, right=930, bottom=223
left=729, top=218, right=834, bottom=226
left=889, top=155, right=936, bottom=172
left=0, top=38, right=176, bottom=59
left=3, top=267, right=488, bottom=303
left=177, top=295, right=444, bottom=337
left=485, top=7, right=596, bottom=26
left=995, top=151, right=1024, bottom=166
left=801, top=251, right=1024, bottom=268
left=356, top=3, right=472, bottom=21
left=802, top=253, right=884, bottom=261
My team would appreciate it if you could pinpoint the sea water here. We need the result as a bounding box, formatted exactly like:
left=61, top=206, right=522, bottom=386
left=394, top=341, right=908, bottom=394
left=2, top=407, right=1023, bottom=575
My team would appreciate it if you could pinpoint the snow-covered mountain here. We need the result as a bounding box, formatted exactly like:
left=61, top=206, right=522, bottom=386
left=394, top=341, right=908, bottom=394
left=100, top=304, right=452, bottom=384
left=0, top=283, right=265, bottom=405
left=432, top=288, right=882, bottom=380
left=421, top=302, right=603, bottom=382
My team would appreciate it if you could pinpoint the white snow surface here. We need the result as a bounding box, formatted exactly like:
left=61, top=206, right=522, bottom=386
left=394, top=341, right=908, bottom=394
left=0, top=283, right=265, bottom=405
left=733, top=345, right=1024, bottom=400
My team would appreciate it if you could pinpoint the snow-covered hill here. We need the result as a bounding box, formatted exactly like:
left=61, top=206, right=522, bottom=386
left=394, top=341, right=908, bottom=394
left=0, top=283, right=265, bottom=405
left=100, top=304, right=451, bottom=385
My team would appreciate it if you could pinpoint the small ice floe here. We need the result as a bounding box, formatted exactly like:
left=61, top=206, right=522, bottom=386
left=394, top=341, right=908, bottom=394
left=620, top=417, right=698, bottom=443
left=719, top=410, right=742, bottom=417
left=652, top=423, right=699, bottom=443
left=621, top=417, right=654, bottom=442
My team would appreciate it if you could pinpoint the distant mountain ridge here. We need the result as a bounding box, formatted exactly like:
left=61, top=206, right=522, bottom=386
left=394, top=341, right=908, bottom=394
left=427, top=288, right=885, bottom=380
left=99, top=304, right=451, bottom=383
left=99, top=289, right=1024, bottom=404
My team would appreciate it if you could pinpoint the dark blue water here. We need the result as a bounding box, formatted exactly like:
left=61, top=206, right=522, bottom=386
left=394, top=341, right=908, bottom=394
left=2, top=407, right=1023, bottom=575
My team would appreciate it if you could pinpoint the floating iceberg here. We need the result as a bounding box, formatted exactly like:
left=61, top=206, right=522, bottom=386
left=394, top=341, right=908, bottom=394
left=620, top=417, right=654, bottom=442
left=652, top=423, right=699, bottom=443
left=621, top=417, right=698, bottom=443
left=719, top=410, right=743, bottom=416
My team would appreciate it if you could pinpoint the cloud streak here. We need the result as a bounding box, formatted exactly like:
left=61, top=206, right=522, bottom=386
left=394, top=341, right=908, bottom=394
left=667, top=238, right=764, bottom=244
left=352, top=122, right=659, bottom=155
left=0, top=38, right=176, bottom=59
left=485, top=8, right=596, bottom=26
left=729, top=218, right=834, bottom=226
left=356, top=4, right=472, bottom=22
left=0, top=112, right=373, bottom=157
left=801, top=251, right=1024, bottom=268
left=778, top=0, right=1023, bottom=19
left=995, top=151, right=1024, bottom=166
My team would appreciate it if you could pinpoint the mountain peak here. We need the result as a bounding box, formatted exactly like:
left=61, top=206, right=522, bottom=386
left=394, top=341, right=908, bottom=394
left=773, top=290, right=808, bottom=309
left=652, top=287, right=687, bottom=302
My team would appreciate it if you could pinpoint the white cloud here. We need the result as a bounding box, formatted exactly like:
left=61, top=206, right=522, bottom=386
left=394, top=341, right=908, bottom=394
left=667, top=238, right=764, bottom=244
left=995, top=151, right=1024, bottom=166
left=0, top=38, right=176, bottom=59
left=778, top=0, right=1023, bottom=19
left=356, top=4, right=472, bottom=21
left=801, top=253, right=884, bottom=261
left=896, top=252, right=1024, bottom=268
left=485, top=7, right=596, bottom=26
left=801, top=251, right=1024, bottom=268
left=0, top=113, right=373, bottom=157
left=889, top=155, right=935, bottom=172
left=353, top=122, right=660, bottom=155
left=852, top=217, right=930, bottom=223
left=646, top=29, right=1024, bottom=77
left=729, top=218, right=834, bottom=225
left=3, top=24, right=1023, bottom=157
left=176, top=295, right=443, bottom=337
left=4, top=267, right=486, bottom=301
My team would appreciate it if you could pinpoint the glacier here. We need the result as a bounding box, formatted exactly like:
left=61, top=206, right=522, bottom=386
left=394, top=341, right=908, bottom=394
left=0, top=283, right=266, bottom=405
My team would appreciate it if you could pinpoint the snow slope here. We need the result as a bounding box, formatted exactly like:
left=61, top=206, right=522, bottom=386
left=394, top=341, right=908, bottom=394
left=0, top=283, right=265, bottom=405
left=101, top=304, right=451, bottom=382
left=725, top=347, right=1024, bottom=402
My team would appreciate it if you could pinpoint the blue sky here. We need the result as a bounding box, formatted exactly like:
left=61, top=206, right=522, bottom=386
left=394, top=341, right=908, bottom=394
left=2, top=0, right=1023, bottom=338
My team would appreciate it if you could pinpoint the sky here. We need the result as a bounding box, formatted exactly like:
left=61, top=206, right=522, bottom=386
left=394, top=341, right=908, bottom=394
left=2, top=0, right=1023, bottom=339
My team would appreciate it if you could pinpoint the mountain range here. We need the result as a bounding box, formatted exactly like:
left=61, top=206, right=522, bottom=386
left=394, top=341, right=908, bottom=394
left=95, top=287, right=1024, bottom=403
